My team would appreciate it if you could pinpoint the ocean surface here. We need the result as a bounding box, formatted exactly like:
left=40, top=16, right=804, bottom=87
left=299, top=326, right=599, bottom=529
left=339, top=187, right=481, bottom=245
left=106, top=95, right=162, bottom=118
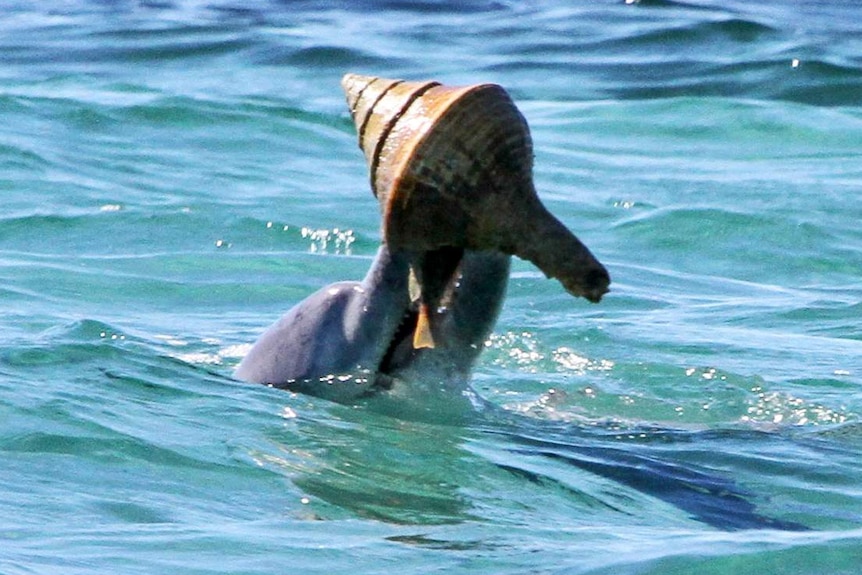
left=2, top=0, right=862, bottom=573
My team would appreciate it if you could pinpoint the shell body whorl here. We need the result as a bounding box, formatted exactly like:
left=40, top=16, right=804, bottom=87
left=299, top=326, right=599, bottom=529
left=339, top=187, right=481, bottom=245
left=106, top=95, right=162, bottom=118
left=341, top=73, right=533, bottom=251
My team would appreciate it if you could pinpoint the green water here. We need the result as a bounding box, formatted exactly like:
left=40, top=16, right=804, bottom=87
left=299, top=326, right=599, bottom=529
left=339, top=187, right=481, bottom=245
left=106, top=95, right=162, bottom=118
left=2, top=1, right=862, bottom=573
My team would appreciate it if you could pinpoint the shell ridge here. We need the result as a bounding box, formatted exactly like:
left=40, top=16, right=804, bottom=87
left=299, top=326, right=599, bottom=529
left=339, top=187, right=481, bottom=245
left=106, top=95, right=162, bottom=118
left=358, top=80, right=402, bottom=151
left=349, top=75, right=375, bottom=118
left=369, top=81, right=440, bottom=199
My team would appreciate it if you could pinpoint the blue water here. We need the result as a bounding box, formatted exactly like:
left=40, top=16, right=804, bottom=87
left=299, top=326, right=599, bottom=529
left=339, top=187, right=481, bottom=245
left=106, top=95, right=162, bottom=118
left=2, top=1, right=862, bottom=573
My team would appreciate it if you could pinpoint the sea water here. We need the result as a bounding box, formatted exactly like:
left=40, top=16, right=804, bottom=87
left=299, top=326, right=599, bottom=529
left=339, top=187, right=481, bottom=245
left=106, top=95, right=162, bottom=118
left=2, top=1, right=862, bottom=573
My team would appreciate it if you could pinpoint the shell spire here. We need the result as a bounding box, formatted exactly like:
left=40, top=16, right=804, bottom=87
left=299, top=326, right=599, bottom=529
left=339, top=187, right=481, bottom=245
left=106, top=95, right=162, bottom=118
left=341, top=72, right=610, bottom=306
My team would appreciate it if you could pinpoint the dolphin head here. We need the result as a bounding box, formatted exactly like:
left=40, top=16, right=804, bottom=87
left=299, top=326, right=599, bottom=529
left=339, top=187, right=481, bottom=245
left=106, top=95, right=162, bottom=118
left=234, top=245, right=510, bottom=404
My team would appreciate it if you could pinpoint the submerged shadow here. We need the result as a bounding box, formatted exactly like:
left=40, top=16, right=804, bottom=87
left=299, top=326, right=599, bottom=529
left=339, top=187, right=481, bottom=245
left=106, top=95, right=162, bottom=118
left=480, top=417, right=810, bottom=531
left=277, top=389, right=810, bottom=530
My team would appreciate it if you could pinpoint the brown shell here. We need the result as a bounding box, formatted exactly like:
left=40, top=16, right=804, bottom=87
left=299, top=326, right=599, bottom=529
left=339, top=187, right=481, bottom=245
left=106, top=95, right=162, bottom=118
left=341, top=73, right=610, bottom=303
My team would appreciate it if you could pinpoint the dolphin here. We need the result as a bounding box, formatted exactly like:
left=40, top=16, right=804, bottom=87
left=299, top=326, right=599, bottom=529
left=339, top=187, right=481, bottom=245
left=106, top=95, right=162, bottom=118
left=233, top=245, right=809, bottom=531
left=234, top=245, right=510, bottom=404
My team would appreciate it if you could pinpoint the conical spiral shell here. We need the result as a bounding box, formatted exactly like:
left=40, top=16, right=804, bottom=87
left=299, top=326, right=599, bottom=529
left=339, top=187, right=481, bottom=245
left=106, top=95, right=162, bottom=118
left=342, top=73, right=610, bottom=303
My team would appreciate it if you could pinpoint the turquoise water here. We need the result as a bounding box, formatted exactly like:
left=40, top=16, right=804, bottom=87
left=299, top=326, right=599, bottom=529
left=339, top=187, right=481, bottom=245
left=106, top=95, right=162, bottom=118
left=3, top=0, right=862, bottom=572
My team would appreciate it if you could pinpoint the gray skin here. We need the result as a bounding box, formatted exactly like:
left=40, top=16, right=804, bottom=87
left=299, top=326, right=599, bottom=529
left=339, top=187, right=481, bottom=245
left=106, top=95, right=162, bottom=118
left=234, top=245, right=510, bottom=404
